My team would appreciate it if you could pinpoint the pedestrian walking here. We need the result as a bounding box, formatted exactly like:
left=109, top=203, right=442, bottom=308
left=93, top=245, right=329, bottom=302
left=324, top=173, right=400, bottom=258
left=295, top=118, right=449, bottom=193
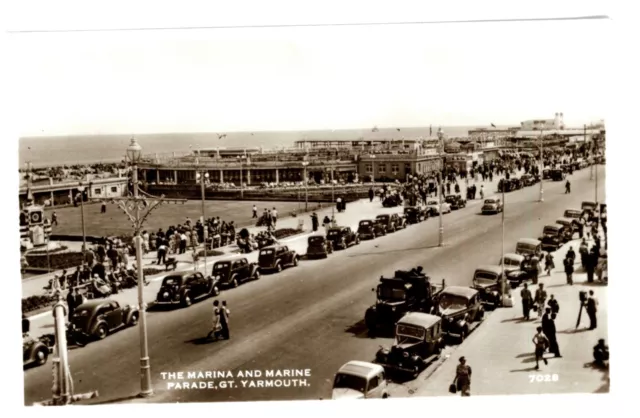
left=220, top=300, right=230, bottom=339
left=206, top=300, right=223, bottom=340
left=586, top=290, right=598, bottom=330
left=454, top=183, right=460, bottom=194
left=51, top=211, right=58, bottom=226
left=520, top=283, right=532, bottom=320
left=156, top=242, right=167, bottom=265
left=66, top=288, right=78, bottom=322
left=368, top=187, right=374, bottom=202
left=534, top=283, right=547, bottom=318
left=252, top=205, right=258, bottom=218
left=585, top=250, right=597, bottom=283
left=322, top=215, right=331, bottom=231
left=547, top=294, right=560, bottom=315
left=548, top=313, right=562, bottom=357
left=544, top=252, right=555, bottom=276
left=563, top=255, right=574, bottom=285
left=566, top=246, right=576, bottom=264
left=272, top=207, right=278, bottom=226
left=532, top=327, right=549, bottom=370
left=565, top=180, right=571, bottom=194
left=452, top=357, right=472, bottom=396
left=101, top=202, right=107, bottom=213
left=311, top=212, right=319, bottom=232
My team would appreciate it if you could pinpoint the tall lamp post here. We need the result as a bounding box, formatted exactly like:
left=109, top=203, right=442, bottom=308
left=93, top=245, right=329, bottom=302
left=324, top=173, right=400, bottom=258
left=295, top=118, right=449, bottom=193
left=538, top=130, right=545, bottom=202
left=92, top=138, right=186, bottom=398
left=77, top=183, right=87, bottom=257
left=302, top=161, right=309, bottom=212
left=437, top=128, right=445, bottom=247
left=195, top=163, right=210, bottom=272
left=237, top=155, right=248, bottom=199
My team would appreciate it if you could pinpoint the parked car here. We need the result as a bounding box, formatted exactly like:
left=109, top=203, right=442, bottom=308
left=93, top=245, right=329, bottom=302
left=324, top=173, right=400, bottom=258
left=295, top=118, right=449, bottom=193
left=550, top=169, right=566, bottom=181
left=375, top=313, right=444, bottom=378
left=499, top=253, right=528, bottom=288
left=155, top=271, right=219, bottom=307
left=497, top=178, right=513, bottom=193
left=395, top=213, right=408, bottom=229
left=542, top=168, right=551, bottom=180
left=68, top=299, right=139, bottom=344
left=510, top=178, right=523, bottom=190
left=582, top=201, right=599, bottom=218
left=382, top=195, right=402, bottom=208
left=515, top=238, right=542, bottom=259
left=306, top=235, right=334, bottom=259
left=331, top=361, right=389, bottom=399
left=445, top=195, right=467, bottom=210
left=365, top=270, right=442, bottom=334
left=540, top=224, right=566, bottom=252
left=357, top=219, right=386, bottom=240
left=376, top=214, right=400, bottom=233
left=425, top=199, right=451, bottom=215
left=404, top=206, right=428, bottom=224
left=556, top=217, right=579, bottom=238
left=471, top=265, right=507, bottom=309
left=434, top=286, right=483, bottom=343
left=326, top=226, right=360, bottom=249
left=258, top=244, right=299, bottom=273
left=23, top=335, right=53, bottom=368
left=520, top=174, right=535, bottom=187
left=481, top=198, right=503, bottom=214
left=212, top=258, right=260, bottom=288
left=564, top=208, right=582, bottom=220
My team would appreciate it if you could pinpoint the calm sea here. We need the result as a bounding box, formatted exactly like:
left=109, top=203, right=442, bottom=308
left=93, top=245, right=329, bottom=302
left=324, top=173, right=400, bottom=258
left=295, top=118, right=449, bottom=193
left=19, top=125, right=485, bottom=168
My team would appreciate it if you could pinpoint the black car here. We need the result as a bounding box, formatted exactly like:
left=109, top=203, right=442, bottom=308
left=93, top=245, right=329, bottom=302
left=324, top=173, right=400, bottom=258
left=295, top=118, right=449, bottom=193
left=540, top=224, right=566, bottom=252
left=212, top=258, right=260, bottom=288
left=23, top=335, right=54, bottom=368
left=258, top=244, right=299, bottom=273
left=375, top=313, right=444, bottom=378
left=471, top=265, right=506, bottom=310
left=69, top=299, right=139, bottom=344
left=550, top=169, right=566, bottom=181
left=376, top=214, right=399, bottom=233
left=510, top=178, right=523, bottom=190
left=445, top=195, right=466, bottom=210
left=382, top=195, right=402, bottom=208
left=357, top=219, right=386, bottom=240
left=498, top=179, right=513, bottom=193
left=520, top=174, right=535, bottom=187
left=433, top=286, right=483, bottom=343
left=155, top=272, right=219, bottom=307
left=306, top=235, right=334, bottom=258
left=404, top=206, right=428, bottom=224
left=327, top=226, right=360, bottom=249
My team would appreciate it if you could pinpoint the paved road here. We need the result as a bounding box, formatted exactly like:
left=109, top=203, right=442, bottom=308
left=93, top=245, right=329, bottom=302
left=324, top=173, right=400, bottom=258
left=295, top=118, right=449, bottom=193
left=23, top=167, right=605, bottom=404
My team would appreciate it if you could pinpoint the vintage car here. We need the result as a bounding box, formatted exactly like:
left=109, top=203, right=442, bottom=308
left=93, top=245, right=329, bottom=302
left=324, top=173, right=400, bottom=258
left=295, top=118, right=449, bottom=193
left=327, top=226, right=360, bottom=249
left=23, top=334, right=53, bottom=368
left=540, top=224, right=566, bottom=252
left=382, top=194, right=402, bottom=208
left=425, top=199, right=451, bottom=215
left=306, top=235, right=334, bottom=259
left=582, top=201, right=599, bottom=218
left=365, top=270, right=442, bottom=334
left=258, top=244, right=300, bottom=273
left=556, top=217, right=579, bottom=238
left=471, top=265, right=507, bottom=309
left=515, top=238, right=542, bottom=259
left=520, top=174, right=535, bottom=187
left=212, top=258, right=260, bottom=288
left=510, top=177, right=523, bottom=190
left=542, top=168, right=551, bottom=180
left=445, top=195, right=467, bottom=210
left=155, top=271, right=219, bottom=307
left=564, top=208, right=583, bottom=220
left=481, top=198, right=503, bottom=215
left=433, top=286, right=483, bottom=343
left=550, top=168, right=566, bottom=181
left=69, top=299, right=139, bottom=343
left=376, top=214, right=400, bottom=233
left=404, top=206, right=428, bottom=224
left=499, top=253, right=528, bottom=288
left=395, top=213, right=408, bottom=229
left=331, top=361, right=389, bottom=399
left=357, top=219, right=386, bottom=240
left=497, top=178, right=513, bottom=193
left=375, top=313, right=444, bottom=378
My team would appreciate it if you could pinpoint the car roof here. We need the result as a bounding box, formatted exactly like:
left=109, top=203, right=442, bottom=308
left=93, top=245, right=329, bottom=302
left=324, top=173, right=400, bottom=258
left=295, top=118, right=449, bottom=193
left=556, top=217, right=572, bottom=223
left=397, top=312, right=441, bottom=328
left=475, top=265, right=503, bottom=275
left=503, top=253, right=524, bottom=260
left=337, top=361, right=384, bottom=379
left=76, top=299, right=112, bottom=311
left=565, top=208, right=582, bottom=213
left=544, top=224, right=561, bottom=230
left=518, top=238, right=541, bottom=245
left=441, top=286, right=478, bottom=298
left=328, top=226, right=347, bottom=231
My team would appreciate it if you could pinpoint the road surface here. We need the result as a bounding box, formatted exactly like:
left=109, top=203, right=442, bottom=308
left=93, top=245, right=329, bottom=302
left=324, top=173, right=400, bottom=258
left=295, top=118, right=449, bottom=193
left=23, top=167, right=605, bottom=404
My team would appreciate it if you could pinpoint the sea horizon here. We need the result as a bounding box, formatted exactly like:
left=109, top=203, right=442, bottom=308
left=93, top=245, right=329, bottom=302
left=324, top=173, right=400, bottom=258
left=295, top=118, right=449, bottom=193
left=20, top=125, right=494, bottom=168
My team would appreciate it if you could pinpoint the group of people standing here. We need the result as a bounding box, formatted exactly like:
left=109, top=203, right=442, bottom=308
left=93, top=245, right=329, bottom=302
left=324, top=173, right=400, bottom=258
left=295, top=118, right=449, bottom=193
left=207, top=300, right=230, bottom=340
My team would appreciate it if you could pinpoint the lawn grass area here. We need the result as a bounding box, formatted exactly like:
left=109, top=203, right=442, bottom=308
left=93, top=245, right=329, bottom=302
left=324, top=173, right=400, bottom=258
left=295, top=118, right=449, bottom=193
left=45, top=200, right=318, bottom=237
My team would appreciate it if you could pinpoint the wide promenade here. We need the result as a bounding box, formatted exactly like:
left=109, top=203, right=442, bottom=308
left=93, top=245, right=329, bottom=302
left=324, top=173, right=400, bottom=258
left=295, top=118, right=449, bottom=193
left=23, top=167, right=605, bottom=404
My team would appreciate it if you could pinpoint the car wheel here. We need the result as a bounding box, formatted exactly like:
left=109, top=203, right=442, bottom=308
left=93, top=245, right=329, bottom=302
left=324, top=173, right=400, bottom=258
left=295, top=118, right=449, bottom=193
left=211, top=285, right=220, bottom=296
left=129, top=312, right=139, bottom=326
left=355, top=237, right=360, bottom=245
left=477, top=309, right=484, bottom=321
left=412, top=365, right=420, bottom=379
left=253, top=271, right=261, bottom=280
left=276, top=263, right=283, bottom=272
left=459, top=328, right=467, bottom=343
left=96, top=324, right=109, bottom=340
left=232, top=278, right=239, bottom=288
left=293, top=257, right=299, bottom=267
left=182, top=294, right=192, bottom=307
left=35, top=347, right=48, bottom=366
left=372, top=233, right=377, bottom=239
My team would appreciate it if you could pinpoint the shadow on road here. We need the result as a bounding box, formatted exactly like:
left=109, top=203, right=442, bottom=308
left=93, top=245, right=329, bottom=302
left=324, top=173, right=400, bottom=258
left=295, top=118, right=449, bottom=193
left=584, top=362, right=610, bottom=393
left=558, top=328, right=591, bottom=334
left=344, top=319, right=373, bottom=339
left=185, top=336, right=219, bottom=345
left=91, top=394, right=146, bottom=405
left=509, top=366, right=538, bottom=373
left=501, top=317, right=529, bottom=324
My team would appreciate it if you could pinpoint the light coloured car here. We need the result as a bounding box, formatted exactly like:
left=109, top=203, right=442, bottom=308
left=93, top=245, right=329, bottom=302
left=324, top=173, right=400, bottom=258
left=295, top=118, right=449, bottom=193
left=331, top=361, right=389, bottom=399
left=481, top=198, right=503, bottom=214
left=426, top=199, right=451, bottom=215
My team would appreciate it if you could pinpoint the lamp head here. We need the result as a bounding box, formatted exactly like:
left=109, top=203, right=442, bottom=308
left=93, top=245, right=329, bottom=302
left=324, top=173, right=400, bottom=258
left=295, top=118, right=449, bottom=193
left=126, top=137, right=142, bottom=163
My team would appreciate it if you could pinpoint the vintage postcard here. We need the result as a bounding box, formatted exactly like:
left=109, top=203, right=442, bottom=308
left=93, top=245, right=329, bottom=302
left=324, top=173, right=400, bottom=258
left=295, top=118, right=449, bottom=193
left=12, top=12, right=611, bottom=410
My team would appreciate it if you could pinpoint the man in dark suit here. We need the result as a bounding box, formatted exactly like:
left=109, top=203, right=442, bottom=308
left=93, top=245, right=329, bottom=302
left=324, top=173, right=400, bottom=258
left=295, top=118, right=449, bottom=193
left=547, top=313, right=561, bottom=357
left=586, top=290, right=598, bottom=329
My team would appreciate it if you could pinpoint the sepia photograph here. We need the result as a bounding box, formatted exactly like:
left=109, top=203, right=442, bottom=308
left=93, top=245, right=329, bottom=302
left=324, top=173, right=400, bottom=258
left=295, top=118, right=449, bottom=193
left=6, top=3, right=621, bottom=413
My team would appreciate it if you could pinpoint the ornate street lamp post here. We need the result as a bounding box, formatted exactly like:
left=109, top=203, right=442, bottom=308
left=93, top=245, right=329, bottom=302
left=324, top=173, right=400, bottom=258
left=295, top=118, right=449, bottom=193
left=77, top=183, right=87, bottom=257
left=302, top=161, right=309, bottom=212
left=538, top=130, right=545, bottom=203
left=437, top=128, right=445, bottom=247
left=195, top=163, right=210, bottom=272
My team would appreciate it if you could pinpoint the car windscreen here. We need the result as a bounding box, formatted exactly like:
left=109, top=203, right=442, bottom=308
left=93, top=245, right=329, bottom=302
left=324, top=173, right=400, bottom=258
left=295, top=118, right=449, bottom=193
left=260, top=249, right=274, bottom=255
left=162, top=276, right=182, bottom=286
left=327, top=230, right=340, bottom=237
left=484, top=199, right=497, bottom=204
left=543, top=227, right=559, bottom=235
left=72, top=308, right=90, bottom=318
left=378, top=286, right=406, bottom=301
left=516, top=243, right=536, bottom=253
left=564, top=210, right=581, bottom=218
left=474, top=271, right=498, bottom=281
left=333, top=373, right=367, bottom=393
left=439, top=294, right=469, bottom=309
left=396, top=324, right=425, bottom=339
left=376, top=215, right=389, bottom=220
left=504, top=258, right=521, bottom=267
left=359, top=221, right=372, bottom=227
left=214, top=263, right=230, bottom=270
left=308, top=237, right=324, bottom=244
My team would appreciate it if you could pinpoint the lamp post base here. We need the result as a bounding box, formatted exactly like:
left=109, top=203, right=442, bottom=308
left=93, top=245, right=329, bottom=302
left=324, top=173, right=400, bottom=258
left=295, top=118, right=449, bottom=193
left=438, top=227, right=444, bottom=247
left=138, top=390, right=154, bottom=398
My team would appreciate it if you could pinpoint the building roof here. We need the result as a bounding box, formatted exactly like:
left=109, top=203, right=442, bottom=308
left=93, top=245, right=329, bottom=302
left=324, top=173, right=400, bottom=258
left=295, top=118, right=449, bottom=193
left=397, top=312, right=441, bottom=329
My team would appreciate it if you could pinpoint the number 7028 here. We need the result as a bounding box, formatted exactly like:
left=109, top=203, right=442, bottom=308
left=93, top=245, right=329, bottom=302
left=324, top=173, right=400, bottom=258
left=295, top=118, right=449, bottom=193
left=529, top=374, right=559, bottom=383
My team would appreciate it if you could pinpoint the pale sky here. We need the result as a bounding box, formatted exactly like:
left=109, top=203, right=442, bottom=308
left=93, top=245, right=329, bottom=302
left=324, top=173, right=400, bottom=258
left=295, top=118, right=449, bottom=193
left=10, top=18, right=609, bottom=136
